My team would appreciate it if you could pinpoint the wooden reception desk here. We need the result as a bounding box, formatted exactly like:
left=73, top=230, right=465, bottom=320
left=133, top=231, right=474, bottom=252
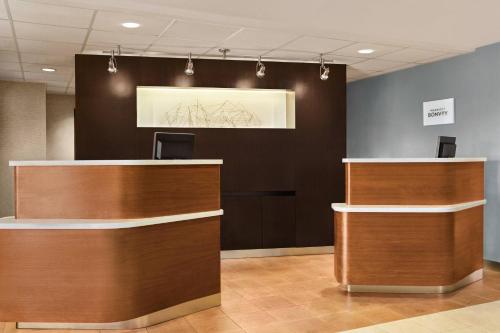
left=1, top=160, right=222, bottom=329
left=332, top=158, right=486, bottom=293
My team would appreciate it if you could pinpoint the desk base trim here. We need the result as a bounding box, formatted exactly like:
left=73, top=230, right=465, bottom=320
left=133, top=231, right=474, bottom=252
left=221, top=246, right=334, bottom=259
left=340, top=269, right=483, bottom=294
left=17, top=293, right=221, bottom=330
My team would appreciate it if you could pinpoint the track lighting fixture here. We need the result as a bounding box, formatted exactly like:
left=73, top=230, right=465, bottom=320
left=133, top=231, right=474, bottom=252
left=108, top=49, right=118, bottom=74
left=218, top=48, right=230, bottom=59
left=184, top=52, right=194, bottom=76
left=319, top=55, right=329, bottom=81
left=256, top=56, right=266, bottom=79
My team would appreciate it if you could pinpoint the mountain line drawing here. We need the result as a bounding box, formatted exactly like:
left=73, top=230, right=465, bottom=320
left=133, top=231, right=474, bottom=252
left=158, top=99, right=262, bottom=128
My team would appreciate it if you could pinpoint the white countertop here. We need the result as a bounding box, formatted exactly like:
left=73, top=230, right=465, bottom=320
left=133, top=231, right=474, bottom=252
left=342, top=158, right=486, bottom=163
left=331, top=200, right=486, bottom=213
left=9, top=159, right=223, bottom=166
left=0, top=209, right=223, bottom=230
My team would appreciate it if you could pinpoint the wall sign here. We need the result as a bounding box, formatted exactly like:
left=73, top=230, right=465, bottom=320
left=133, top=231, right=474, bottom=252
left=423, top=98, right=454, bottom=126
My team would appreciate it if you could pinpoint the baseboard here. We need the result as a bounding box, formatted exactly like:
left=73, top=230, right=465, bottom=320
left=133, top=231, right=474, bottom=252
left=221, top=246, right=334, bottom=259
left=485, top=259, right=500, bottom=271
left=17, top=293, right=221, bottom=330
left=340, top=269, right=483, bottom=294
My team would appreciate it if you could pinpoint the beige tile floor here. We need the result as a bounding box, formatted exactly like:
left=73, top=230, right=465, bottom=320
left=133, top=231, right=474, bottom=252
left=2, top=254, right=500, bottom=333
left=343, top=299, right=500, bottom=332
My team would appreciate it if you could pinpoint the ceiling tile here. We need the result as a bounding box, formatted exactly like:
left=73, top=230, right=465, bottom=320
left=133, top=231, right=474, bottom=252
left=0, top=1, right=7, bottom=19
left=313, top=54, right=365, bottom=65
left=0, top=71, right=23, bottom=80
left=93, top=11, right=173, bottom=35
left=87, top=30, right=154, bottom=48
left=347, top=67, right=377, bottom=76
left=146, top=45, right=210, bottom=56
left=0, top=19, right=11, bottom=38
left=9, top=0, right=94, bottom=28
left=346, top=67, right=380, bottom=82
left=24, top=70, right=72, bottom=81
left=416, top=52, right=462, bottom=64
left=222, top=28, right=297, bottom=50
left=0, top=61, right=21, bottom=71
left=0, top=50, right=18, bottom=62
left=263, top=49, right=316, bottom=61
left=384, top=63, right=418, bottom=73
left=378, top=48, right=445, bottom=63
left=153, top=36, right=216, bottom=48
left=162, top=20, right=239, bottom=42
left=346, top=73, right=362, bottom=82
left=14, top=22, right=87, bottom=43
left=333, top=42, right=404, bottom=58
left=84, top=43, right=146, bottom=55
left=333, top=56, right=365, bottom=65
left=204, top=48, right=268, bottom=58
left=21, top=53, right=74, bottom=66
left=44, top=80, right=68, bottom=88
left=350, top=59, right=407, bottom=72
left=0, top=37, right=16, bottom=51
left=17, top=39, right=81, bottom=55
left=23, top=63, right=73, bottom=75
left=282, top=36, right=353, bottom=53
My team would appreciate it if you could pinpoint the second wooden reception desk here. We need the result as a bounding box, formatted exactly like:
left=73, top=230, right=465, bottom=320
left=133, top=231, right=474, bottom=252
left=1, top=159, right=222, bottom=329
left=332, top=158, right=486, bottom=293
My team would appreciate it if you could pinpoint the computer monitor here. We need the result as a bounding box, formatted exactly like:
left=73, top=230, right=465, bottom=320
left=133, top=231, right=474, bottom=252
left=436, top=136, right=456, bottom=158
left=153, top=132, right=195, bottom=159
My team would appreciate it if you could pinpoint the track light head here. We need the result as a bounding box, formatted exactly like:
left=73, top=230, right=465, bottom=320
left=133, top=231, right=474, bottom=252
left=218, top=48, right=230, bottom=59
left=184, top=52, right=194, bottom=76
left=108, top=50, right=118, bottom=74
left=320, top=66, right=329, bottom=81
left=256, top=56, right=266, bottom=79
left=319, top=55, right=329, bottom=81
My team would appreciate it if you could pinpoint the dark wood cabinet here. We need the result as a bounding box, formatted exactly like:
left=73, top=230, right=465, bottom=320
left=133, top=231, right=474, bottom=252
left=221, top=196, right=262, bottom=250
left=221, top=193, right=296, bottom=250
left=262, top=196, right=296, bottom=248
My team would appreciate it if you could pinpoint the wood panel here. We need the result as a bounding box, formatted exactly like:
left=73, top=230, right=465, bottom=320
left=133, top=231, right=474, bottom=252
left=0, top=217, right=220, bottom=323
left=75, top=54, right=346, bottom=248
left=334, top=207, right=483, bottom=286
left=346, top=162, right=484, bottom=205
left=14, top=165, right=220, bottom=219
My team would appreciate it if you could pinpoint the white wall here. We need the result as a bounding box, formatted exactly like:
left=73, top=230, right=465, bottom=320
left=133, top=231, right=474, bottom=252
left=46, top=94, right=75, bottom=160
left=0, top=81, right=46, bottom=217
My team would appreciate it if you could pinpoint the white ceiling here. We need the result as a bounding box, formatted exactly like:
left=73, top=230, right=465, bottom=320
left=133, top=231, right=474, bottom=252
left=2, top=0, right=500, bottom=94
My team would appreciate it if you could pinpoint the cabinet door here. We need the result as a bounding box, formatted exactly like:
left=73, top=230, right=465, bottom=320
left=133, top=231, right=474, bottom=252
left=262, top=196, right=296, bottom=248
left=221, top=196, right=262, bottom=250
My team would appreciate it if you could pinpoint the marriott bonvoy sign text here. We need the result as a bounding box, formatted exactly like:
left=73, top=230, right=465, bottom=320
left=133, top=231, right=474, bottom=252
left=423, top=98, right=454, bottom=126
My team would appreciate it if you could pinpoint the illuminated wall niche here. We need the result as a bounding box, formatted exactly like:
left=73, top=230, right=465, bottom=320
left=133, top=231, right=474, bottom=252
left=137, top=86, right=295, bottom=129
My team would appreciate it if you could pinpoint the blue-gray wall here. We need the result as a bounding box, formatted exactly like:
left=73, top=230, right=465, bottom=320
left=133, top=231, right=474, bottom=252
left=347, top=43, right=500, bottom=262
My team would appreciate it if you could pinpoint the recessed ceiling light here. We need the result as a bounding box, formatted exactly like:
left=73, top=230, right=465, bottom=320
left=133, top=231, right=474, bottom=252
left=121, top=22, right=140, bottom=28
left=358, top=48, right=375, bottom=54
left=42, top=68, right=56, bottom=72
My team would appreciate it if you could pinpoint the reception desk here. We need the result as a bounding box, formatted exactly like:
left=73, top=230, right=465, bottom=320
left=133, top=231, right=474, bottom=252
left=1, top=160, right=222, bottom=329
left=332, top=158, right=486, bottom=293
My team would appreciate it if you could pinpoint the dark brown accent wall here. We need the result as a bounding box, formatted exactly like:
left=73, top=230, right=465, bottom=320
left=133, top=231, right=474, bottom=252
left=75, top=54, right=346, bottom=249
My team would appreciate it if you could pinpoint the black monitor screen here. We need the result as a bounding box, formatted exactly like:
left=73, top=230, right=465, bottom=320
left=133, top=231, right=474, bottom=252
left=153, top=132, right=195, bottom=160
left=436, top=136, right=456, bottom=158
